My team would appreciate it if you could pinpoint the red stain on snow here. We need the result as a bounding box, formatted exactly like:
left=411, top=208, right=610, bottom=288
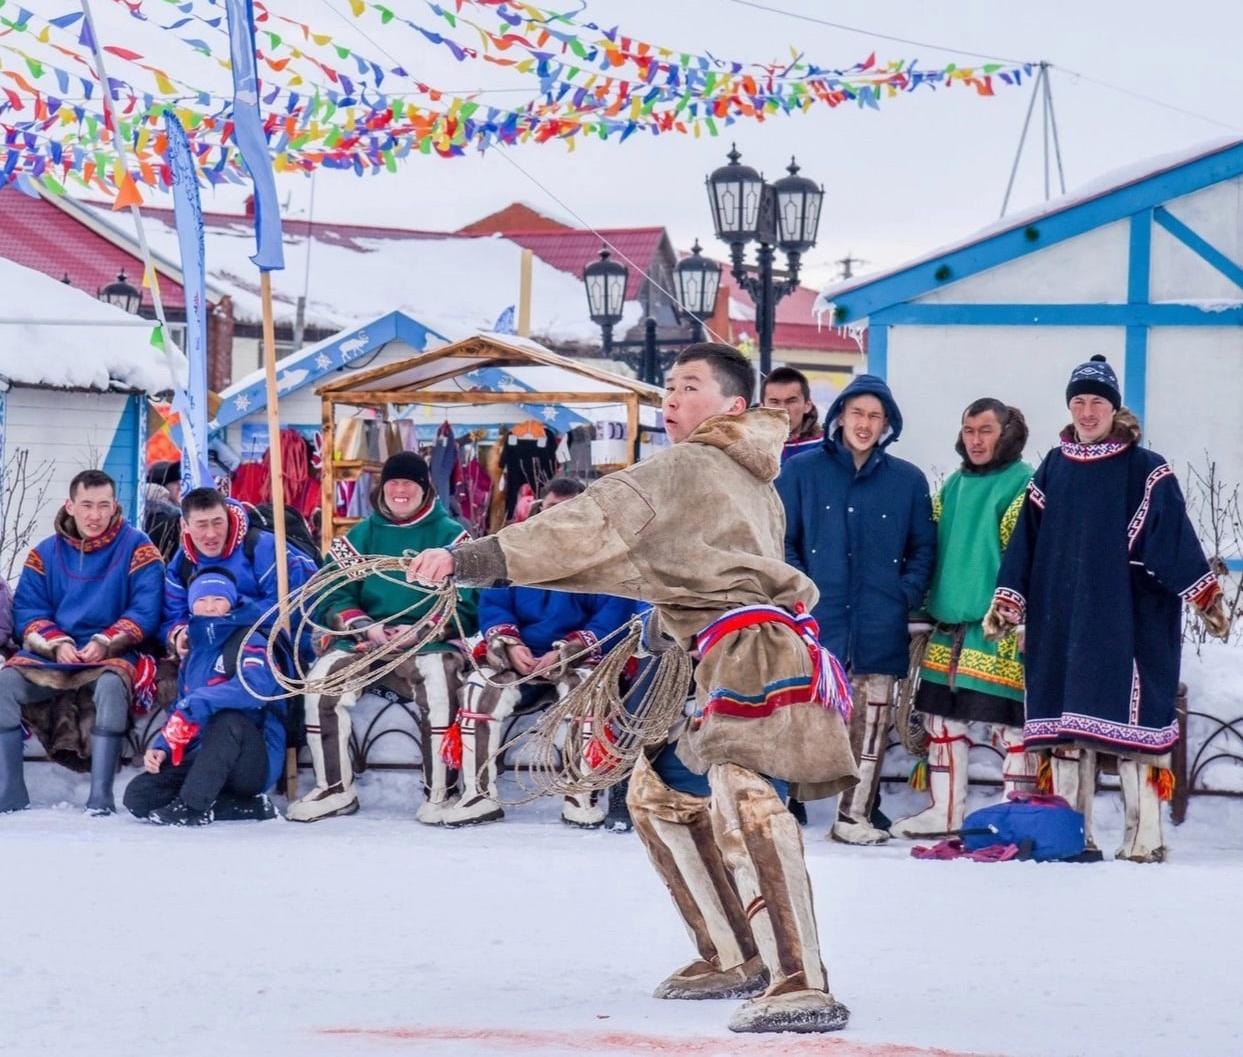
left=317, top=1025, right=1007, bottom=1056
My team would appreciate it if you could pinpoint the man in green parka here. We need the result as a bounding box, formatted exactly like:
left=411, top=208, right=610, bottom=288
left=892, top=398, right=1038, bottom=839
left=287, top=451, right=478, bottom=824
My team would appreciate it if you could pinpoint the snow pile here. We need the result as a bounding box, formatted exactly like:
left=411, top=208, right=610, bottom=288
left=0, top=257, right=176, bottom=393
left=1181, top=642, right=1243, bottom=793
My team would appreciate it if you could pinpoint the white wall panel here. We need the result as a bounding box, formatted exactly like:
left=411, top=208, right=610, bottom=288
left=885, top=326, right=1126, bottom=480
left=1, top=390, right=130, bottom=581
left=915, top=221, right=1130, bottom=306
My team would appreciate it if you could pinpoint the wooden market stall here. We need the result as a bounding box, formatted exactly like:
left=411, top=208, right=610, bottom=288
left=315, top=332, right=664, bottom=546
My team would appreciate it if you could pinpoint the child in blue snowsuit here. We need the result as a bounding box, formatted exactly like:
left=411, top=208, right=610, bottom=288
left=124, top=568, right=286, bottom=826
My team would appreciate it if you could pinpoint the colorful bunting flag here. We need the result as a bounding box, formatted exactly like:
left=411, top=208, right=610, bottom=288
left=0, top=0, right=1031, bottom=198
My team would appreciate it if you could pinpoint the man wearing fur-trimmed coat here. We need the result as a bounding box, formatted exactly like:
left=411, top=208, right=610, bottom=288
left=0, top=470, right=164, bottom=815
left=891, top=399, right=1037, bottom=840
left=162, top=489, right=320, bottom=651
left=985, top=355, right=1229, bottom=862
left=408, top=344, right=859, bottom=1035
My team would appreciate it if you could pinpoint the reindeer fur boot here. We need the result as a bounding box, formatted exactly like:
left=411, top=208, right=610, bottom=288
left=1115, top=757, right=1167, bottom=863
left=891, top=716, right=969, bottom=839
left=629, top=756, right=767, bottom=1000
left=710, top=763, right=849, bottom=1033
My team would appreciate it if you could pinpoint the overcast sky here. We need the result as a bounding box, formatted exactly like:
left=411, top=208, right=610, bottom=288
left=88, top=0, right=1243, bottom=293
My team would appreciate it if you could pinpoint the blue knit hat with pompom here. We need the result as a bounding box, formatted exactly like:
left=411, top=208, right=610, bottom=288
left=1065, top=354, right=1120, bottom=410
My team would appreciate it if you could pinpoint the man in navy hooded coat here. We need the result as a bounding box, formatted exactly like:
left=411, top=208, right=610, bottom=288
left=777, top=374, right=935, bottom=845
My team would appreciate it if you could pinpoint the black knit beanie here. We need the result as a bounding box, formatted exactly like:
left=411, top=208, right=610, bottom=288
left=1065, top=354, right=1121, bottom=410
left=380, top=450, right=430, bottom=489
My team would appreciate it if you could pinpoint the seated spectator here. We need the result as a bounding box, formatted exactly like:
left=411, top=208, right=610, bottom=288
left=147, top=459, right=181, bottom=494
left=442, top=477, right=637, bottom=828
left=286, top=451, right=479, bottom=824
left=143, top=461, right=183, bottom=563
left=162, top=487, right=319, bottom=655
left=144, top=487, right=184, bottom=564
left=0, top=470, right=163, bottom=815
left=0, top=572, right=13, bottom=659
left=124, top=568, right=284, bottom=826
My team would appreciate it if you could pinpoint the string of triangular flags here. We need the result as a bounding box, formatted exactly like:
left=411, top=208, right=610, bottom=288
left=0, top=0, right=1032, bottom=202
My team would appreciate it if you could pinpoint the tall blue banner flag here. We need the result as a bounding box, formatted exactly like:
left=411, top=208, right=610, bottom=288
left=162, top=111, right=215, bottom=491
left=224, top=0, right=285, bottom=271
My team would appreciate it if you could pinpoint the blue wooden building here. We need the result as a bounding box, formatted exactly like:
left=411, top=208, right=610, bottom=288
left=816, top=137, right=1243, bottom=497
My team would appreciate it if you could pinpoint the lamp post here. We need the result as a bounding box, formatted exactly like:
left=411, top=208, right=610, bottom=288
left=97, top=269, right=143, bottom=314
left=705, top=145, right=824, bottom=381
left=582, top=243, right=721, bottom=385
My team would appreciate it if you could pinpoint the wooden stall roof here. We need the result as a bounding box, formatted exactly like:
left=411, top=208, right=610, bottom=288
left=315, top=332, right=664, bottom=405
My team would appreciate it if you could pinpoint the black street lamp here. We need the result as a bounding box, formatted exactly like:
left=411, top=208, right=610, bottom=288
left=673, top=239, right=722, bottom=339
left=583, top=246, right=629, bottom=354
left=706, top=145, right=824, bottom=381
left=582, top=243, right=722, bottom=385
left=97, top=269, right=143, bottom=314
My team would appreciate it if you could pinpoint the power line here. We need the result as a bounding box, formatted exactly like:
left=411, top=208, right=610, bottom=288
left=312, top=0, right=726, bottom=342
left=720, top=1, right=1243, bottom=132
left=719, top=0, right=1034, bottom=65
left=1050, top=64, right=1243, bottom=132
left=491, top=148, right=727, bottom=344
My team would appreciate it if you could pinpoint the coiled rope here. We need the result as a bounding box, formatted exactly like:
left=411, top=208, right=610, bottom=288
left=896, top=629, right=932, bottom=758
left=236, top=555, right=694, bottom=799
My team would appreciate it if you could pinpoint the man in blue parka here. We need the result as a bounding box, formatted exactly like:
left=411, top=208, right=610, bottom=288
left=161, top=489, right=319, bottom=657
left=777, top=374, right=935, bottom=845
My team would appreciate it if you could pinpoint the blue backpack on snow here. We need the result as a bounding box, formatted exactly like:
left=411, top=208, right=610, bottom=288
left=960, top=793, right=1087, bottom=862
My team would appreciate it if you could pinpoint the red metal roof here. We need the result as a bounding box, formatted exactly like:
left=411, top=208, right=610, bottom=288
left=457, top=203, right=573, bottom=235
left=135, top=204, right=452, bottom=254
left=0, top=188, right=187, bottom=310
left=721, top=270, right=862, bottom=353
left=501, top=227, right=670, bottom=302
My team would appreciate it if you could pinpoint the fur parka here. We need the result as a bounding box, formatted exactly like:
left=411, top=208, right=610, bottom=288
left=453, top=408, right=858, bottom=800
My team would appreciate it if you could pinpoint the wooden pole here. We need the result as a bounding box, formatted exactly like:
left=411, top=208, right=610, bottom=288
left=517, top=248, right=533, bottom=337
left=320, top=396, right=336, bottom=560
left=625, top=393, right=640, bottom=467
left=260, top=271, right=296, bottom=799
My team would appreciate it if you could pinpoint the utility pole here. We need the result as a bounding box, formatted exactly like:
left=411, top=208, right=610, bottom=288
left=836, top=251, right=869, bottom=281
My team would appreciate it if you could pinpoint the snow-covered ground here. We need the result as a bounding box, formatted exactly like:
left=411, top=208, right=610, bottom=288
left=5, top=749, right=1242, bottom=1057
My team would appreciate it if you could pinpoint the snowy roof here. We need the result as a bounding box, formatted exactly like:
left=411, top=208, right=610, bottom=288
left=213, top=310, right=446, bottom=429
left=816, top=135, right=1243, bottom=323
left=80, top=201, right=641, bottom=344
left=0, top=186, right=213, bottom=314
left=0, top=257, right=178, bottom=393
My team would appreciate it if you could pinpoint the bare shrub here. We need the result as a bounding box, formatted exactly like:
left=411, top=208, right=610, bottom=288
left=0, top=447, right=55, bottom=581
